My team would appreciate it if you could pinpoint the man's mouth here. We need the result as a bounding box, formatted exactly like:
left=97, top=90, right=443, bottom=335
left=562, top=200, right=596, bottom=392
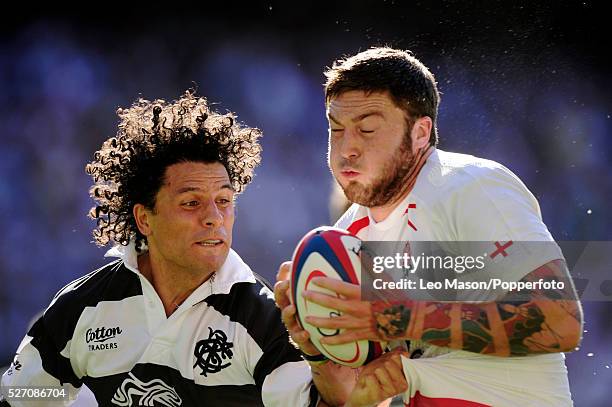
left=341, top=170, right=360, bottom=179
left=196, top=239, right=224, bottom=247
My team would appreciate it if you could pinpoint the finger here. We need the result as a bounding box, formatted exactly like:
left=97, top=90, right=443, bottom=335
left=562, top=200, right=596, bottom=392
left=302, top=291, right=369, bottom=314
left=383, top=360, right=407, bottom=391
left=292, top=329, right=312, bottom=344
left=373, top=367, right=395, bottom=397
left=285, top=314, right=316, bottom=348
left=382, top=359, right=408, bottom=393
left=283, top=313, right=308, bottom=342
left=287, top=327, right=321, bottom=356
left=274, top=280, right=291, bottom=308
left=274, top=278, right=289, bottom=291
left=281, top=304, right=299, bottom=328
left=361, top=374, right=383, bottom=404
left=320, top=327, right=374, bottom=345
left=311, top=277, right=361, bottom=298
left=305, top=315, right=370, bottom=330
left=276, top=261, right=292, bottom=282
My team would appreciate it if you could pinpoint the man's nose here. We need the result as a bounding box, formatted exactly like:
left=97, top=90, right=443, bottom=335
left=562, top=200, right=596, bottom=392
left=200, top=199, right=223, bottom=228
left=339, top=129, right=361, bottom=160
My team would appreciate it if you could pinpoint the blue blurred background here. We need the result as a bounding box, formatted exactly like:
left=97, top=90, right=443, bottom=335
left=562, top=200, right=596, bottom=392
left=1, top=1, right=610, bottom=405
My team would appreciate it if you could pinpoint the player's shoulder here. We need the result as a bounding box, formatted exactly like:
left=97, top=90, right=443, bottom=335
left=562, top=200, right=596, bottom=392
left=206, top=272, right=277, bottom=318
left=232, top=272, right=276, bottom=305
left=205, top=273, right=284, bottom=348
left=33, top=259, right=142, bottom=347
left=426, top=149, right=527, bottom=193
left=47, top=259, right=141, bottom=317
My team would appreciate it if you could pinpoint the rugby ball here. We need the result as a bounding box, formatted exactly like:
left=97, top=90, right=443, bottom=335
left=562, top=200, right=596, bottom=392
left=290, top=226, right=385, bottom=367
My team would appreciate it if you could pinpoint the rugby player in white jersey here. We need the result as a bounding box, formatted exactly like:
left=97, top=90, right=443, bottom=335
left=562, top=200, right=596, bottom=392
left=275, top=47, right=583, bottom=406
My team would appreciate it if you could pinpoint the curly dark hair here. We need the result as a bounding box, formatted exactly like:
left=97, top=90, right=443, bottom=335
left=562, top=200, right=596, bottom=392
left=324, top=47, right=440, bottom=146
left=86, top=91, right=262, bottom=251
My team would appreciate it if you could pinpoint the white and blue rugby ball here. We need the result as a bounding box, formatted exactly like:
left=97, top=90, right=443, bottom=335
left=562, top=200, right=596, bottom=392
left=290, top=226, right=385, bottom=368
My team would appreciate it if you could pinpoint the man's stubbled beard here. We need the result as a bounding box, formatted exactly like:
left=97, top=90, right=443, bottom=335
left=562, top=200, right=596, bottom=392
left=338, top=127, right=418, bottom=208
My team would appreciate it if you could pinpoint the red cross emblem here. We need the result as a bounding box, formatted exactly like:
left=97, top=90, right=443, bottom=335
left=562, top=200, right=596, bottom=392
left=490, top=241, right=513, bottom=258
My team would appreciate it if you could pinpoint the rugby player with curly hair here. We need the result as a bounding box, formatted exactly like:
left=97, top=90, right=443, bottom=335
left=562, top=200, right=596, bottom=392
left=1, top=92, right=333, bottom=406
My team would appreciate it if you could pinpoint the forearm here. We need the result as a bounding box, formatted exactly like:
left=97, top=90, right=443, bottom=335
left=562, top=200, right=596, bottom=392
left=373, top=260, right=583, bottom=356
left=310, top=361, right=358, bottom=406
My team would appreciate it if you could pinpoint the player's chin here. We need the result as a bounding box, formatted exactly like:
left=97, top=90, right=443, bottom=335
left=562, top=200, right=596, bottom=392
left=192, top=247, right=229, bottom=271
left=342, top=182, right=372, bottom=204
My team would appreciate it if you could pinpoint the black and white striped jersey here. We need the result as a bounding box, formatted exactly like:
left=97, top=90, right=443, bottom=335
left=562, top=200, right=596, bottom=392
left=1, top=244, right=317, bottom=406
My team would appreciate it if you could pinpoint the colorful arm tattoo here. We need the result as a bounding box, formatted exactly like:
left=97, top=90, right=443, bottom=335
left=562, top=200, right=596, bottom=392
left=372, top=259, right=583, bottom=356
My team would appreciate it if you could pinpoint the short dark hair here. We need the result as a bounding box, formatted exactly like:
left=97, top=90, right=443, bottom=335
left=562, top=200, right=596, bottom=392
left=86, top=91, right=262, bottom=251
left=324, top=47, right=440, bottom=146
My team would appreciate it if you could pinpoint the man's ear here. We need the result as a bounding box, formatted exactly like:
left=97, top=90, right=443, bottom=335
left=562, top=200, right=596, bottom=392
left=411, top=116, right=433, bottom=151
left=133, top=204, right=152, bottom=236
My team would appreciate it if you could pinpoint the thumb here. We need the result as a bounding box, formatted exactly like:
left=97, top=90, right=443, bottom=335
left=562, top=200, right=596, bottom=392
left=276, top=261, right=293, bottom=282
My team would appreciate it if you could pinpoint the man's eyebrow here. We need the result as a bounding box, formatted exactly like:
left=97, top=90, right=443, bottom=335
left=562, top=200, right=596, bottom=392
left=176, top=184, right=235, bottom=194
left=327, top=111, right=383, bottom=126
left=353, top=111, right=384, bottom=122
left=327, top=113, right=342, bottom=125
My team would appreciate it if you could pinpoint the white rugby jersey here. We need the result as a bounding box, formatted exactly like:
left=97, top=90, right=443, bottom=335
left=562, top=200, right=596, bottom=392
left=336, top=149, right=572, bottom=406
left=1, top=244, right=317, bottom=407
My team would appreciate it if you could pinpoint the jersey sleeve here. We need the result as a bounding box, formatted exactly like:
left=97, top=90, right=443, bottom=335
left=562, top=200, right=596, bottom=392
left=455, top=163, right=551, bottom=241
left=257, top=337, right=318, bottom=407
left=245, top=284, right=318, bottom=407
left=1, top=310, right=82, bottom=406
left=452, top=163, right=563, bottom=293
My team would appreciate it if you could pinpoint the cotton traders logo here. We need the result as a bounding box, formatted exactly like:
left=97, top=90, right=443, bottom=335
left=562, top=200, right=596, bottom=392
left=86, top=326, right=122, bottom=351
left=112, top=372, right=182, bottom=407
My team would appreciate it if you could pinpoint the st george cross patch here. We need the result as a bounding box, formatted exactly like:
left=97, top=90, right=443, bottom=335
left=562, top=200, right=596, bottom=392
left=193, top=327, right=234, bottom=377
left=490, top=240, right=514, bottom=259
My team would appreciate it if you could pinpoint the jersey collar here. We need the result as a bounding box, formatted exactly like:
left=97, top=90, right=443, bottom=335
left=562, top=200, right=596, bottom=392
left=104, top=242, right=256, bottom=299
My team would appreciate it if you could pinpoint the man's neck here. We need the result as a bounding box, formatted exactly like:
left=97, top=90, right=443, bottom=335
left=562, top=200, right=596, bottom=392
left=137, top=252, right=213, bottom=317
left=369, top=188, right=410, bottom=223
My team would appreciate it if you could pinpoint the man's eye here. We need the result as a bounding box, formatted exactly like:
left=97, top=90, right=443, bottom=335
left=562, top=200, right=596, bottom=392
left=360, top=129, right=375, bottom=134
left=218, top=198, right=232, bottom=205
left=330, top=128, right=344, bottom=133
left=183, top=201, right=199, bottom=207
